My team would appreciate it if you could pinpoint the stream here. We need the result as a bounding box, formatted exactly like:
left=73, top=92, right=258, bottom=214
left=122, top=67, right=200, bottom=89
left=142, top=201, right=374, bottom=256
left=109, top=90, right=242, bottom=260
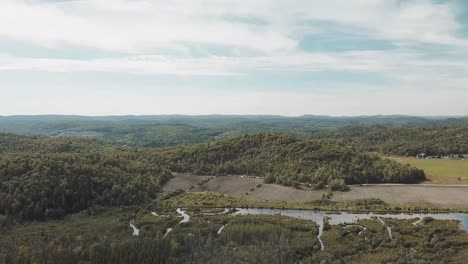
left=233, top=208, right=468, bottom=251
left=177, top=208, right=190, bottom=223
left=129, top=220, right=139, bottom=236
left=164, top=228, right=173, bottom=238
left=156, top=208, right=191, bottom=239
left=217, top=225, right=226, bottom=235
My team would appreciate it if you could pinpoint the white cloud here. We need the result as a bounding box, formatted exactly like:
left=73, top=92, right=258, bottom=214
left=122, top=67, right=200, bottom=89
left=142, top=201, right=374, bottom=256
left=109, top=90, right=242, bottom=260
left=2, top=90, right=468, bottom=116
left=0, top=0, right=468, bottom=115
left=1, top=0, right=467, bottom=73
left=0, top=0, right=466, bottom=55
left=0, top=0, right=296, bottom=54
left=2, top=49, right=468, bottom=91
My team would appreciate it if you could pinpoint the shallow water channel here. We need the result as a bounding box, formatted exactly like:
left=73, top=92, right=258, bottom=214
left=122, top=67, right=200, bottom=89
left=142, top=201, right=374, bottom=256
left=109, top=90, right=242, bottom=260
left=233, top=208, right=468, bottom=251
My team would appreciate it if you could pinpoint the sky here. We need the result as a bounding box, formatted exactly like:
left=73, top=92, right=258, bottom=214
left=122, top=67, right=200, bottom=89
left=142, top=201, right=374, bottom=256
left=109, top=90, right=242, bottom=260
left=1, top=0, right=468, bottom=116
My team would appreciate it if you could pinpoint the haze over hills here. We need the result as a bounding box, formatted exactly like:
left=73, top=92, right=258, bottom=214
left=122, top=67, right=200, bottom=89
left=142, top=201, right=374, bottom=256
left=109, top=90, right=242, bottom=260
left=1, top=115, right=467, bottom=150
left=1, top=114, right=467, bottom=133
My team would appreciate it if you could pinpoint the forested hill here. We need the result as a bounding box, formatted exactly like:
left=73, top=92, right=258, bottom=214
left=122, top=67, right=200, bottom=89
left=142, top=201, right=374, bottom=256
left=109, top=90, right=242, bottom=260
left=0, top=133, right=106, bottom=154
left=323, top=125, right=468, bottom=156
left=0, top=135, right=171, bottom=222
left=150, top=134, right=426, bottom=187
left=0, top=133, right=425, bottom=221
left=1, top=115, right=467, bottom=148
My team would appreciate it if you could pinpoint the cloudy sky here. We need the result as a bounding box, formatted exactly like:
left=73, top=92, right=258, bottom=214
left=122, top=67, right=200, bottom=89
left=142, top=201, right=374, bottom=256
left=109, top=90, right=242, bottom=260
left=1, top=0, right=468, bottom=116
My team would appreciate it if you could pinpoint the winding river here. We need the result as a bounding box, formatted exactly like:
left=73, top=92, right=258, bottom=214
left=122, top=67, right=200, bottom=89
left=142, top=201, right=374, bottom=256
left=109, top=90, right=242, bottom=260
left=176, top=208, right=190, bottom=223
left=157, top=208, right=191, bottom=238
left=233, top=208, right=468, bottom=251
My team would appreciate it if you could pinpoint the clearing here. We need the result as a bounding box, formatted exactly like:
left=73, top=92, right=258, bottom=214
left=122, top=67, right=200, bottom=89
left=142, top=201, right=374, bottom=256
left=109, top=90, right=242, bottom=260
left=388, top=156, right=468, bottom=184
left=164, top=174, right=468, bottom=208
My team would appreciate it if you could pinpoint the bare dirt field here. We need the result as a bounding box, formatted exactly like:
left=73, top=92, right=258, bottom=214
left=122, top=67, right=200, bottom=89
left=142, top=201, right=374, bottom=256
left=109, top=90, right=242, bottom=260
left=164, top=174, right=468, bottom=208
left=333, top=185, right=468, bottom=208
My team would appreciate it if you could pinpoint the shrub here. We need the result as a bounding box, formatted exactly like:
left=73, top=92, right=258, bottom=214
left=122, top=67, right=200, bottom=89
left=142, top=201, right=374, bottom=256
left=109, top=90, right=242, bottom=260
left=328, top=179, right=349, bottom=192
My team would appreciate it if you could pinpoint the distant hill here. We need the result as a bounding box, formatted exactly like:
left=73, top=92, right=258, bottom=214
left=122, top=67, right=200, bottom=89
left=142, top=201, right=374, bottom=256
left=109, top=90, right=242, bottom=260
left=1, top=115, right=467, bottom=148
left=323, top=125, right=468, bottom=156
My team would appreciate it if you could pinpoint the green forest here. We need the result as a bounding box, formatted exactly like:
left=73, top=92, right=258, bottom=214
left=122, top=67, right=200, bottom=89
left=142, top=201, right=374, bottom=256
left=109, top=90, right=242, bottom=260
left=1, top=115, right=468, bottom=263
left=0, top=133, right=425, bottom=222
left=149, top=133, right=425, bottom=187
left=0, top=153, right=171, bottom=222
left=323, top=125, right=468, bottom=156
left=2, top=115, right=468, bottom=154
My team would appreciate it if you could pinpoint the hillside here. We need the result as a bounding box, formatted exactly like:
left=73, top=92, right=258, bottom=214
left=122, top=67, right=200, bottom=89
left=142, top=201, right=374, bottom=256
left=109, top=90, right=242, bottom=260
left=151, top=134, right=426, bottom=187
left=0, top=133, right=425, bottom=222
left=0, top=133, right=107, bottom=154
left=324, top=125, right=468, bottom=156
left=0, top=135, right=172, bottom=221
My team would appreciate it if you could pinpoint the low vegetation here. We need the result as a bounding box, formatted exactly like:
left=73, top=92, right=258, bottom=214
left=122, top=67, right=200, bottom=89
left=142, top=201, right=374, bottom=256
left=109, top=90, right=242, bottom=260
left=1, top=195, right=467, bottom=264
left=389, top=156, right=468, bottom=184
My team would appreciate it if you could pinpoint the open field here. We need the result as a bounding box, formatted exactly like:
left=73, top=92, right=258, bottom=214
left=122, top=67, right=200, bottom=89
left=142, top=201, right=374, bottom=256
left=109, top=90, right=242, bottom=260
left=388, top=156, right=468, bottom=184
left=164, top=174, right=468, bottom=208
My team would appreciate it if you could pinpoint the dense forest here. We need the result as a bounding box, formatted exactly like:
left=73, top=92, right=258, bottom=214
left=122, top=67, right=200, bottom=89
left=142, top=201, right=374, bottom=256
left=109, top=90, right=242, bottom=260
left=323, top=125, right=468, bottom=156
left=0, top=153, right=171, bottom=221
left=148, top=133, right=425, bottom=187
left=0, top=133, right=106, bottom=154
left=0, top=132, right=425, bottom=223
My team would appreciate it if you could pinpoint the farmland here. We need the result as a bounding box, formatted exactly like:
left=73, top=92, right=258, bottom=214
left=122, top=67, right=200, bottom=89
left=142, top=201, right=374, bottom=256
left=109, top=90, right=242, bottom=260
left=389, top=157, right=468, bottom=184
left=164, top=174, right=468, bottom=209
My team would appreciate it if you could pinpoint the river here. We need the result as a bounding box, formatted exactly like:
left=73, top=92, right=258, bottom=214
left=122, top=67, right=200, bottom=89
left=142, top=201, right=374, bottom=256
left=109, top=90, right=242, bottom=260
left=233, top=208, right=468, bottom=251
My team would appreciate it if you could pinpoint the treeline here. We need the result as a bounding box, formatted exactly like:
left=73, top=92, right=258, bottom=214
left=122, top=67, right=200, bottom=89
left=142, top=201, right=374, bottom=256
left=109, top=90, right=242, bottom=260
left=109, top=125, right=225, bottom=148
left=0, top=133, right=106, bottom=154
left=147, top=133, right=425, bottom=187
left=323, top=125, right=468, bottom=156
left=0, top=133, right=426, bottom=222
left=0, top=152, right=171, bottom=222
left=0, top=233, right=173, bottom=264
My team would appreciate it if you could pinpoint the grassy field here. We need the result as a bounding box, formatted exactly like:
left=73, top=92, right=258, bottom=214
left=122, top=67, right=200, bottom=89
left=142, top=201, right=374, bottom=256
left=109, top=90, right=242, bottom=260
left=389, top=157, right=468, bottom=184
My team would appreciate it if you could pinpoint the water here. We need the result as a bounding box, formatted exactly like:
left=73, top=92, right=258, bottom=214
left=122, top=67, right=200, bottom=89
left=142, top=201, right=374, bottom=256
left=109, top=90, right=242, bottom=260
left=386, top=226, right=393, bottom=240
left=234, top=208, right=468, bottom=250
left=177, top=208, right=190, bottom=223
left=375, top=217, right=392, bottom=240
left=162, top=209, right=191, bottom=238
left=129, top=220, right=139, bottom=236
left=164, top=228, right=173, bottom=238
left=217, top=225, right=226, bottom=235
left=202, top=208, right=230, bottom=215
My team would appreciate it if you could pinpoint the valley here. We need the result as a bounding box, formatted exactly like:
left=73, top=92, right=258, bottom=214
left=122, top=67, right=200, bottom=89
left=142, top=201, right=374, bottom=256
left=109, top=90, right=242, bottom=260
left=1, top=115, right=468, bottom=263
